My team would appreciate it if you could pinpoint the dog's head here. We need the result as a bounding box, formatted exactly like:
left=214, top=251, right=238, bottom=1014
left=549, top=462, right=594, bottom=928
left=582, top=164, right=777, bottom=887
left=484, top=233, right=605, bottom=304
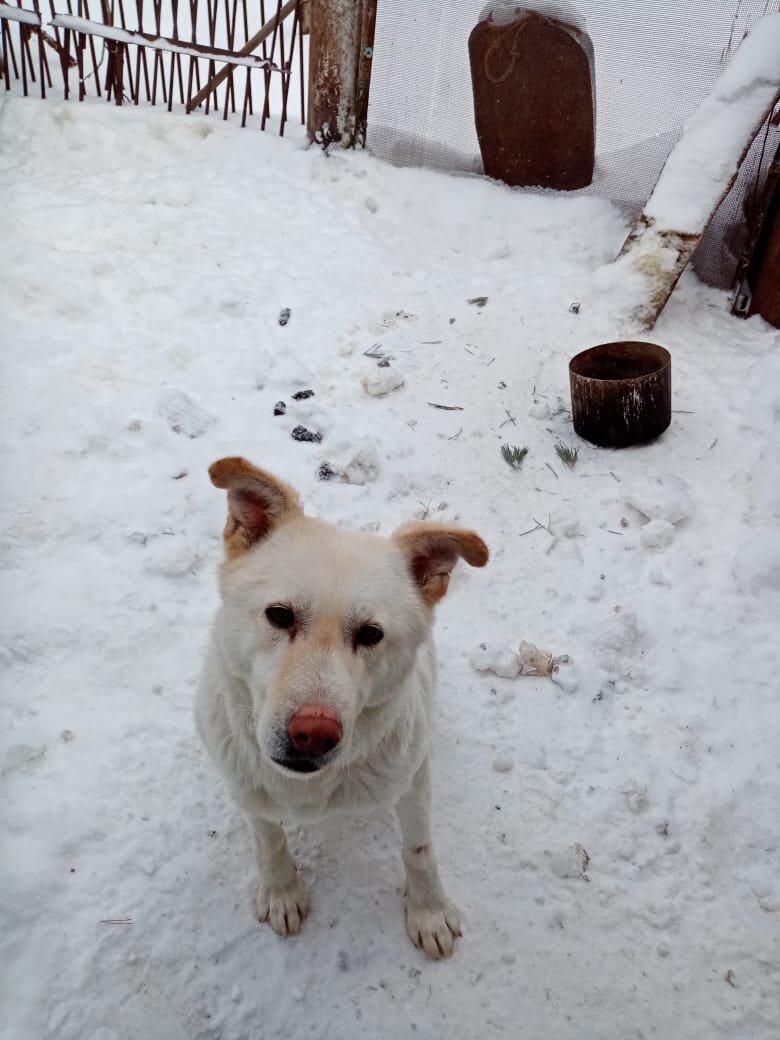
left=209, top=457, right=488, bottom=778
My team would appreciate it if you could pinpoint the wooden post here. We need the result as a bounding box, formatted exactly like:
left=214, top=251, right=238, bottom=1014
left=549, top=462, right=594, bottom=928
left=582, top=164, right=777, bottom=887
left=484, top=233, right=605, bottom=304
left=307, top=0, right=377, bottom=148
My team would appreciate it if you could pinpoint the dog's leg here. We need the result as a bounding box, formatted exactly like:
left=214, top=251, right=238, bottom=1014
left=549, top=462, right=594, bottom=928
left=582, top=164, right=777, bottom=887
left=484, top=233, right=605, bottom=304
left=395, top=759, right=461, bottom=959
left=245, top=814, right=309, bottom=937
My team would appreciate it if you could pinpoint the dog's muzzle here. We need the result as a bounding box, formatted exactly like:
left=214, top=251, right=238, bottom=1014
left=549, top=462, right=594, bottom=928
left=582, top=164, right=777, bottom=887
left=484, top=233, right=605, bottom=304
left=270, top=752, right=325, bottom=774
left=270, top=703, right=342, bottom=775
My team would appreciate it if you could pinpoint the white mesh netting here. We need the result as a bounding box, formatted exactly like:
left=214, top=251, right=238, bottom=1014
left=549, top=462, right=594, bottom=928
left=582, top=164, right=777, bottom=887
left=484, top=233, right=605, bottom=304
left=367, top=0, right=779, bottom=290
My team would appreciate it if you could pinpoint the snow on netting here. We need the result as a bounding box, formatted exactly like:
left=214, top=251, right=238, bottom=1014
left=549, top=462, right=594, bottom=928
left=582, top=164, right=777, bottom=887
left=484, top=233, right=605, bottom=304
left=367, top=0, right=779, bottom=290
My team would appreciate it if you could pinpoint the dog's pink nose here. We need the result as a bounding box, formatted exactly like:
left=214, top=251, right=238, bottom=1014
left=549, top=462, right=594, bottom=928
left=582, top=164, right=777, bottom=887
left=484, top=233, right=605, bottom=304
left=288, top=705, right=342, bottom=757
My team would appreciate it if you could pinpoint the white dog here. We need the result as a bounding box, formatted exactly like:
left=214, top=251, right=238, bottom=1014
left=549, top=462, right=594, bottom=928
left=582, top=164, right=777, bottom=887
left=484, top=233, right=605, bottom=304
left=196, top=457, right=488, bottom=958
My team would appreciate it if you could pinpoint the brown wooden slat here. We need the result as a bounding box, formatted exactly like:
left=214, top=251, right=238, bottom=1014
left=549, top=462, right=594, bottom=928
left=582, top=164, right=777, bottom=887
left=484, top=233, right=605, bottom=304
left=186, top=0, right=294, bottom=113
left=33, top=0, right=45, bottom=94
left=81, top=0, right=100, bottom=96
left=1, top=20, right=15, bottom=91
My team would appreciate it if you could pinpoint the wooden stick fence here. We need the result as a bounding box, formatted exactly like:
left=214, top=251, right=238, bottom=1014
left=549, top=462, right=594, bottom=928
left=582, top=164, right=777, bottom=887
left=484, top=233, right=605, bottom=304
left=0, top=0, right=305, bottom=132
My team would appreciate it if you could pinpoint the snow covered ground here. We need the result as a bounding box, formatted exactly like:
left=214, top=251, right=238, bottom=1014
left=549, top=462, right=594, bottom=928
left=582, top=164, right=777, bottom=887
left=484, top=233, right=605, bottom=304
left=1, top=94, right=779, bottom=1040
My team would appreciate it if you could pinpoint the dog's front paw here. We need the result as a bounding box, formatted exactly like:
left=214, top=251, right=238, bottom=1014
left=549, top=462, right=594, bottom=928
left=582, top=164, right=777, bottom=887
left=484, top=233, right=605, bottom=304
left=256, top=875, right=309, bottom=937
left=405, top=900, right=461, bottom=959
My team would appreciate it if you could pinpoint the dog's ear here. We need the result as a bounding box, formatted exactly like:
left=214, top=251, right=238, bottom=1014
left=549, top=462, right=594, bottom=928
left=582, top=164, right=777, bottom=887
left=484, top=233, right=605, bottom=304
left=208, top=457, right=302, bottom=558
left=393, top=522, right=489, bottom=605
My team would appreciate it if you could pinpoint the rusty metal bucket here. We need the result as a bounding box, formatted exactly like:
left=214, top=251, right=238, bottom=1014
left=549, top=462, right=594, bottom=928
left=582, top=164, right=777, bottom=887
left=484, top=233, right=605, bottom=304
left=569, top=341, right=672, bottom=448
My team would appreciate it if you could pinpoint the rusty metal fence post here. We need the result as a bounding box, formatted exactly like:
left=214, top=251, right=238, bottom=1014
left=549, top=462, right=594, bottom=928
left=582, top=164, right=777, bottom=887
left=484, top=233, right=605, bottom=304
left=307, top=0, right=376, bottom=148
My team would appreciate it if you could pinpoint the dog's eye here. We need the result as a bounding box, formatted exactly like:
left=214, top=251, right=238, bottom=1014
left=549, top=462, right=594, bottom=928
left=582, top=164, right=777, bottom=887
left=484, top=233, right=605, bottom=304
left=354, top=624, right=383, bottom=648
left=265, top=605, right=295, bottom=629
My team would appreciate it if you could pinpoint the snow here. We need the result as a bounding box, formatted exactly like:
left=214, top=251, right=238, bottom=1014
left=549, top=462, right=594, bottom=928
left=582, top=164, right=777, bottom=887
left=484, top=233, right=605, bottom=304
left=625, top=472, right=694, bottom=524
left=361, top=366, right=405, bottom=397
left=745, top=347, right=780, bottom=426
left=606, top=13, right=780, bottom=331
left=320, top=440, right=381, bottom=486
left=0, top=5, right=40, bottom=26
left=643, top=12, right=780, bottom=233
left=1, top=94, right=780, bottom=1040
left=491, top=754, right=514, bottom=773
left=733, top=530, right=780, bottom=597
left=639, top=518, right=675, bottom=550
left=470, top=642, right=522, bottom=678
left=549, top=842, right=590, bottom=880
left=49, top=14, right=279, bottom=70
left=479, top=1, right=586, bottom=32
left=160, top=390, right=217, bottom=439
left=549, top=654, right=578, bottom=693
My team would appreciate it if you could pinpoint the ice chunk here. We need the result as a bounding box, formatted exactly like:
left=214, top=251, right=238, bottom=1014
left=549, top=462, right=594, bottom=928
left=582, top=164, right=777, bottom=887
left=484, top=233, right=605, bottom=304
left=734, top=529, right=780, bottom=597
left=648, top=567, right=672, bottom=586
left=550, top=843, right=590, bottom=879
left=528, top=401, right=551, bottom=420
left=585, top=580, right=605, bottom=602
left=745, top=350, right=780, bottom=427
left=748, top=448, right=780, bottom=518
left=640, top=518, right=675, bottom=549
left=319, top=441, right=380, bottom=485
left=625, top=473, right=693, bottom=524
left=551, top=655, right=579, bottom=693
left=550, top=508, right=580, bottom=538
left=343, top=442, right=379, bottom=485
left=2, top=744, right=47, bottom=777
left=470, top=643, right=521, bottom=678
left=361, top=368, right=404, bottom=397
left=160, top=390, right=215, bottom=439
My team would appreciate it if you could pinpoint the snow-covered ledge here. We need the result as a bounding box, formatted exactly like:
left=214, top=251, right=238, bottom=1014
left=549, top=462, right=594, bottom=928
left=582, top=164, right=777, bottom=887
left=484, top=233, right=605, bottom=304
left=610, top=12, right=780, bottom=331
